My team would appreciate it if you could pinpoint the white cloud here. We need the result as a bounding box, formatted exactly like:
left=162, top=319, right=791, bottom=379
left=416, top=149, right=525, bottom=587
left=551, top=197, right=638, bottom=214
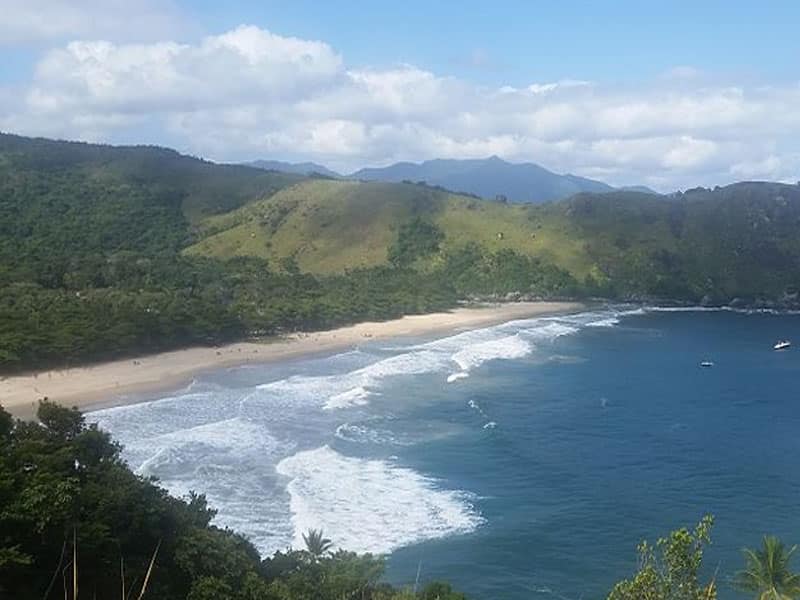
left=2, top=24, right=800, bottom=190
left=0, top=0, right=183, bottom=44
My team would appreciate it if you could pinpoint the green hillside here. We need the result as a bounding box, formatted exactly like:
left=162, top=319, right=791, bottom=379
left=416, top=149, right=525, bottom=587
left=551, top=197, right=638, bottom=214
left=184, top=177, right=800, bottom=302
left=0, top=132, right=304, bottom=225
left=184, top=179, right=590, bottom=276
left=3, top=132, right=800, bottom=372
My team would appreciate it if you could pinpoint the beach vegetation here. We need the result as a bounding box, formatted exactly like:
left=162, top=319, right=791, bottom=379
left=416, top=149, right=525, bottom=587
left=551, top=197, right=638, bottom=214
left=735, top=536, right=800, bottom=600
left=608, top=515, right=717, bottom=600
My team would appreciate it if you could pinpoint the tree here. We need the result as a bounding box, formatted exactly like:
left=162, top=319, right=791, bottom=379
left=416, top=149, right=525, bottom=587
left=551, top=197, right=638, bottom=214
left=607, top=515, right=716, bottom=600
left=0, top=404, right=12, bottom=439
left=388, top=218, right=444, bottom=267
left=735, top=536, right=800, bottom=600
left=302, top=528, right=333, bottom=559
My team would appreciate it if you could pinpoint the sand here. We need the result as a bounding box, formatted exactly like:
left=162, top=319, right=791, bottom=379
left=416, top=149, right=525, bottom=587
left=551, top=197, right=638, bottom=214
left=1, top=301, right=583, bottom=418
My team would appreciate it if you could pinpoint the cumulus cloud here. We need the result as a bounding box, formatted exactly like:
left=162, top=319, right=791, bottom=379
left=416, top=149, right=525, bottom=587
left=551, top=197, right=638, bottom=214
left=2, top=23, right=800, bottom=190
left=0, top=0, right=183, bottom=44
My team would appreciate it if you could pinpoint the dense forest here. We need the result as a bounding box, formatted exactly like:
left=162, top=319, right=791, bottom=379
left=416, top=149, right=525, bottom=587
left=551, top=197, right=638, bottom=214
left=2, top=402, right=798, bottom=600
left=2, top=133, right=800, bottom=373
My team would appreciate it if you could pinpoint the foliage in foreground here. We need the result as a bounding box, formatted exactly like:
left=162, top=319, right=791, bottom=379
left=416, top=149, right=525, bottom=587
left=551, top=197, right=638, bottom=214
left=0, top=401, right=465, bottom=600
left=608, top=515, right=717, bottom=600
left=2, top=401, right=799, bottom=599
left=735, top=536, right=800, bottom=600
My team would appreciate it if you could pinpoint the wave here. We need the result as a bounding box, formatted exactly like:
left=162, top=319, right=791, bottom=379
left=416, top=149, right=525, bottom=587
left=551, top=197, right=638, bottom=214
left=89, top=304, right=657, bottom=560
left=99, top=416, right=297, bottom=555
left=451, top=333, right=532, bottom=371
left=586, top=317, right=619, bottom=327
left=276, top=446, right=483, bottom=554
left=249, top=307, right=637, bottom=410
left=334, top=423, right=411, bottom=446
left=447, top=372, right=470, bottom=383
left=646, top=305, right=800, bottom=316
left=324, top=386, right=373, bottom=410
left=256, top=349, right=449, bottom=411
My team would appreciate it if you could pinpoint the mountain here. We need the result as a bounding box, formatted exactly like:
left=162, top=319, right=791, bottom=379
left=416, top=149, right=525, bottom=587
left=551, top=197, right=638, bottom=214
left=619, top=184, right=659, bottom=194
left=248, top=159, right=341, bottom=178
left=4, top=131, right=800, bottom=373
left=0, top=133, right=306, bottom=222
left=187, top=176, right=800, bottom=304
left=350, top=156, right=618, bottom=202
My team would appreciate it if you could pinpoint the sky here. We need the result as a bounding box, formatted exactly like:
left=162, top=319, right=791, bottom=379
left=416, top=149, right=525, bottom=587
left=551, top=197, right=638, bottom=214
left=1, top=0, right=799, bottom=191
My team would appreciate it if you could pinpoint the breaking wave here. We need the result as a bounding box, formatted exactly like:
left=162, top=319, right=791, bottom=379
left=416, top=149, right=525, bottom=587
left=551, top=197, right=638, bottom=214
left=276, top=446, right=483, bottom=554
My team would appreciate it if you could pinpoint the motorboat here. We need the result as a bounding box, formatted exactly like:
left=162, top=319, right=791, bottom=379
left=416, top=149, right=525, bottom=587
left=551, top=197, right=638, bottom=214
left=774, top=340, right=792, bottom=350
left=700, top=361, right=714, bottom=367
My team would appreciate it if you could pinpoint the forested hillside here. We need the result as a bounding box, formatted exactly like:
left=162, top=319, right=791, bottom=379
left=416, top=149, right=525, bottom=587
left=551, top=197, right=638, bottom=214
left=187, top=176, right=800, bottom=303
left=2, top=133, right=800, bottom=373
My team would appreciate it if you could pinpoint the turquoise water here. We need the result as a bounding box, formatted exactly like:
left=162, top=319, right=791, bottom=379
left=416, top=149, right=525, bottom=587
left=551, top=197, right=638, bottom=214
left=91, top=308, right=800, bottom=599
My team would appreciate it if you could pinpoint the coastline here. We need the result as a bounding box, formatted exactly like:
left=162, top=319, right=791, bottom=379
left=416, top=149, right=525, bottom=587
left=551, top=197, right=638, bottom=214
left=1, top=301, right=583, bottom=419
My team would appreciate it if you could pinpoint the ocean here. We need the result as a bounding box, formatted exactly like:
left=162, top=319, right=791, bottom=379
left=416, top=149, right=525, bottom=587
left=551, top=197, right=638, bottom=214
left=89, top=307, right=800, bottom=599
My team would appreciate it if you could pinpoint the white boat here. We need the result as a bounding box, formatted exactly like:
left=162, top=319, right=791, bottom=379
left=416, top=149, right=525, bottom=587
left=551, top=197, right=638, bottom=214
left=774, top=340, right=792, bottom=350
left=700, top=361, right=714, bottom=367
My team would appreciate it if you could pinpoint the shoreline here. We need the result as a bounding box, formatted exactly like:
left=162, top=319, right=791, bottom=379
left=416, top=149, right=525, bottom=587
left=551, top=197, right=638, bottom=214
left=1, top=301, right=584, bottom=419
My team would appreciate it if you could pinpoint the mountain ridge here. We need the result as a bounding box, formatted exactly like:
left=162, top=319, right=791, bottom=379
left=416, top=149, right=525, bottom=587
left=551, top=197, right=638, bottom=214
left=3, top=131, right=800, bottom=373
left=247, top=154, right=657, bottom=202
left=246, top=159, right=341, bottom=178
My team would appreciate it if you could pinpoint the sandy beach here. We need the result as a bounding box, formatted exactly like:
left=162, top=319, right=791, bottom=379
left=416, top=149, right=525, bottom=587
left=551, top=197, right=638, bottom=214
left=1, top=301, right=582, bottom=418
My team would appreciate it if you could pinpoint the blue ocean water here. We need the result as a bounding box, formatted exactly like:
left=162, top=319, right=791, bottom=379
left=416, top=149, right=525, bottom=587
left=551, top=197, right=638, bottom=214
left=90, top=308, right=800, bottom=600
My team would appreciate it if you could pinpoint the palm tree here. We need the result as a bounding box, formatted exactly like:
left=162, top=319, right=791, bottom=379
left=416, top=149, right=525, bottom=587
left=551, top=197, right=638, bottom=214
left=302, top=528, right=333, bottom=559
left=735, top=536, right=800, bottom=600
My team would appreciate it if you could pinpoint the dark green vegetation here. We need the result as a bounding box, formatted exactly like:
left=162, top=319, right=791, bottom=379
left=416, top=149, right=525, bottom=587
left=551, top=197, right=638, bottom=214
left=608, top=516, right=718, bottom=600
left=3, top=402, right=797, bottom=599
left=3, top=132, right=800, bottom=373
left=735, top=536, right=800, bottom=600
left=610, top=517, right=800, bottom=600
left=0, top=401, right=467, bottom=600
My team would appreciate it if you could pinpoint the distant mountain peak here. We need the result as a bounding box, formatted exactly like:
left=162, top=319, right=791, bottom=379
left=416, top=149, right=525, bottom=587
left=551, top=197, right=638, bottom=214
left=350, top=156, right=618, bottom=203
left=247, top=159, right=341, bottom=178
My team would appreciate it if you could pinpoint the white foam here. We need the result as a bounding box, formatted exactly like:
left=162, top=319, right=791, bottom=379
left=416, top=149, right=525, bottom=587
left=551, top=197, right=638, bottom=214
left=264, top=309, right=611, bottom=412
left=334, top=423, right=409, bottom=446
left=276, top=446, right=482, bottom=554
left=324, top=386, right=373, bottom=410
left=103, top=416, right=297, bottom=555
left=586, top=317, right=619, bottom=327
left=89, top=305, right=657, bottom=560
left=258, top=349, right=449, bottom=410
left=447, top=372, right=470, bottom=383
left=467, top=399, right=490, bottom=421
left=520, top=321, right=579, bottom=339
left=451, top=333, right=532, bottom=371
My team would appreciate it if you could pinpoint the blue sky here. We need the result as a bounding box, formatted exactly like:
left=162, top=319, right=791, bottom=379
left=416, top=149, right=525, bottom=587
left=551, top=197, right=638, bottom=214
left=5, top=1, right=799, bottom=86
left=183, top=0, right=800, bottom=84
left=1, top=0, right=799, bottom=189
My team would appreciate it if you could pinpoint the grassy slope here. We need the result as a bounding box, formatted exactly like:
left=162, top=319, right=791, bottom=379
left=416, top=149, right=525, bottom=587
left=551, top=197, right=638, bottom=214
left=5, top=132, right=800, bottom=301
left=185, top=179, right=595, bottom=276
left=185, top=178, right=800, bottom=300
